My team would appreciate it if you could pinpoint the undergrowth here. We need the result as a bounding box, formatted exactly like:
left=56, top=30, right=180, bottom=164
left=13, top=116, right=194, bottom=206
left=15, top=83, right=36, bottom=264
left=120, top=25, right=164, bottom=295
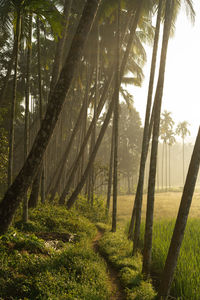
left=0, top=204, right=110, bottom=299
left=97, top=223, right=157, bottom=300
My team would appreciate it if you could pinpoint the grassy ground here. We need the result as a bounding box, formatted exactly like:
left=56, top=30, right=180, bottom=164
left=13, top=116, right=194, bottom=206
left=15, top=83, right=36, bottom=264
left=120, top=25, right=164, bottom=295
left=117, top=191, right=200, bottom=224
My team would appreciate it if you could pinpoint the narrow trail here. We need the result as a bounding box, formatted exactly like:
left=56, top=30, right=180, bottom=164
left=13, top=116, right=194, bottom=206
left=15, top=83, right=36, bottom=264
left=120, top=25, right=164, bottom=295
left=92, top=230, right=126, bottom=300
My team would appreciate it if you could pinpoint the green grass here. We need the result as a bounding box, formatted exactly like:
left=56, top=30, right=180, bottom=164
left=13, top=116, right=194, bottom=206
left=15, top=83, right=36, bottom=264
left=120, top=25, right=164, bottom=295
left=147, top=219, right=200, bottom=300
left=98, top=224, right=157, bottom=300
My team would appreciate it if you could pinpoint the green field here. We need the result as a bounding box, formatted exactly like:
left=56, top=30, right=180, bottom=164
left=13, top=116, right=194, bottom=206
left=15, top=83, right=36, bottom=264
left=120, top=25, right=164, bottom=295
left=116, top=192, right=200, bottom=299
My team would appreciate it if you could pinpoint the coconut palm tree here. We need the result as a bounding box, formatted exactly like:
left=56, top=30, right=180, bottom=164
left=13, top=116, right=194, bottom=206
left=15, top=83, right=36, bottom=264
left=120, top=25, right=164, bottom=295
left=176, top=121, right=190, bottom=186
left=142, top=0, right=175, bottom=276
left=160, top=110, right=175, bottom=191
left=129, top=0, right=163, bottom=243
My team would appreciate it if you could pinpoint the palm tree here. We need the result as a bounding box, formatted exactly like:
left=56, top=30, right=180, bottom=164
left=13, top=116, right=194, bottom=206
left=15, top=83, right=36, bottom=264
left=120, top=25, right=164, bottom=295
left=129, top=0, right=163, bottom=244
left=167, top=129, right=176, bottom=190
left=142, top=0, right=175, bottom=276
left=0, top=0, right=101, bottom=235
left=112, top=0, right=120, bottom=233
left=160, top=110, right=175, bottom=191
left=158, top=127, right=200, bottom=299
left=176, top=121, right=190, bottom=186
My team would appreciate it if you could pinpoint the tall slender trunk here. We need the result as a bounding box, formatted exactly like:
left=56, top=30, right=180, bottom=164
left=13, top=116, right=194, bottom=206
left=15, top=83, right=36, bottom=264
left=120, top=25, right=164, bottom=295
left=142, top=0, right=174, bottom=276
left=60, top=2, right=143, bottom=205
left=112, top=1, right=120, bottom=233
left=162, top=141, right=164, bottom=190
left=49, top=0, right=73, bottom=96
left=169, top=144, right=171, bottom=189
left=106, top=122, right=114, bottom=214
left=37, top=17, right=45, bottom=204
left=158, top=127, right=200, bottom=299
left=0, top=0, right=101, bottom=235
left=23, top=14, right=32, bottom=223
left=129, top=0, right=162, bottom=247
left=8, top=11, right=21, bottom=187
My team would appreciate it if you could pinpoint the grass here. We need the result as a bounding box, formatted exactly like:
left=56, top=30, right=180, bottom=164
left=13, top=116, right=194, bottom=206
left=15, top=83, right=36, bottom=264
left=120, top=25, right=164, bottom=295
left=0, top=204, right=110, bottom=299
left=116, top=191, right=200, bottom=300
left=97, top=223, right=157, bottom=300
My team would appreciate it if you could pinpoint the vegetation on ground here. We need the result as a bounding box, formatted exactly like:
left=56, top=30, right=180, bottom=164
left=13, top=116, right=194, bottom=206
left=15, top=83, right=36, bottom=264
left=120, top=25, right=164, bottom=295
left=97, top=223, right=157, bottom=300
left=0, top=205, right=110, bottom=299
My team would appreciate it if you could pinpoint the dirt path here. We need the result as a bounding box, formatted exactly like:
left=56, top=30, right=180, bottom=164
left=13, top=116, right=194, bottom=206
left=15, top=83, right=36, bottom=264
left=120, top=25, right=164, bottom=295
left=92, top=230, right=126, bottom=300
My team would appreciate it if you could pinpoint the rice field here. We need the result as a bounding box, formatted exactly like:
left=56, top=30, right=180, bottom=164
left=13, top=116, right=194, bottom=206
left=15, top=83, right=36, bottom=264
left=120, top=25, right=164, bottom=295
left=116, top=192, right=200, bottom=300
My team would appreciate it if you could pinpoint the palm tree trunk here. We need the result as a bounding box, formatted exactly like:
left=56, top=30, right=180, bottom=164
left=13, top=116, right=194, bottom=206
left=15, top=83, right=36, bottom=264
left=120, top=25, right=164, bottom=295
left=158, top=127, right=200, bottom=299
left=129, top=0, right=162, bottom=247
left=49, top=0, right=72, bottom=96
left=23, top=14, right=32, bottom=223
left=7, top=10, right=21, bottom=187
left=162, top=141, right=164, bottom=190
left=142, top=0, right=174, bottom=276
left=0, top=0, right=101, bottom=235
left=106, top=122, right=114, bottom=214
left=112, top=1, right=120, bottom=233
left=60, top=0, right=144, bottom=206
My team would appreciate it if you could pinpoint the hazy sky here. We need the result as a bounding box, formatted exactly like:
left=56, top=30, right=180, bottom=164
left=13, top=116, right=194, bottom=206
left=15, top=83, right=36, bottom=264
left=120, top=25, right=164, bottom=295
left=130, top=2, right=200, bottom=143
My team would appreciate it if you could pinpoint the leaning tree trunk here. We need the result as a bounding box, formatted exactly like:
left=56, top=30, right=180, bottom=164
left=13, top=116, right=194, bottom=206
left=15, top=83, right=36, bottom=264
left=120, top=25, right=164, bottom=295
left=7, top=10, right=21, bottom=187
left=0, top=0, right=101, bottom=235
left=112, top=1, right=120, bottom=233
left=23, top=14, right=32, bottom=223
left=158, top=127, right=200, bottom=299
left=129, top=0, right=162, bottom=246
left=142, top=0, right=174, bottom=276
left=66, top=2, right=142, bottom=210
left=60, top=2, right=143, bottom=205
left=49, top=0, right=73, bottom=97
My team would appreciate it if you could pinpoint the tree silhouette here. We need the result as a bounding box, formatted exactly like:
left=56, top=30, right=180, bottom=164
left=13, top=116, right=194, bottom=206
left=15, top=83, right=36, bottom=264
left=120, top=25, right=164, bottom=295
left=176, top=121, right=190, bottom=186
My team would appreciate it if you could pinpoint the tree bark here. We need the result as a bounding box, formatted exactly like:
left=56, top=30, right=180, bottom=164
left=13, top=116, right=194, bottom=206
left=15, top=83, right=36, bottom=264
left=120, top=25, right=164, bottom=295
left=0, top=0, right=101, bottom=235
left=142, top=0, right=174, bottom=276
left=158, top=127, right=200, bottom=299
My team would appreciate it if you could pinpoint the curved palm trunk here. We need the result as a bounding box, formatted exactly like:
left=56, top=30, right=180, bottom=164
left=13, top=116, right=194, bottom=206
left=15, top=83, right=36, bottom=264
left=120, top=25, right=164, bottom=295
left=142, top=0, right=174, bottom=276
left=23, top=14, right=32, bottom=222
left=0, top=0, right=101, bottom=235
left=158, top=127, right=200, bottom=299
left=129, top=0, right=162, bottom=246
left=7, top=11, right=21, bottom=187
